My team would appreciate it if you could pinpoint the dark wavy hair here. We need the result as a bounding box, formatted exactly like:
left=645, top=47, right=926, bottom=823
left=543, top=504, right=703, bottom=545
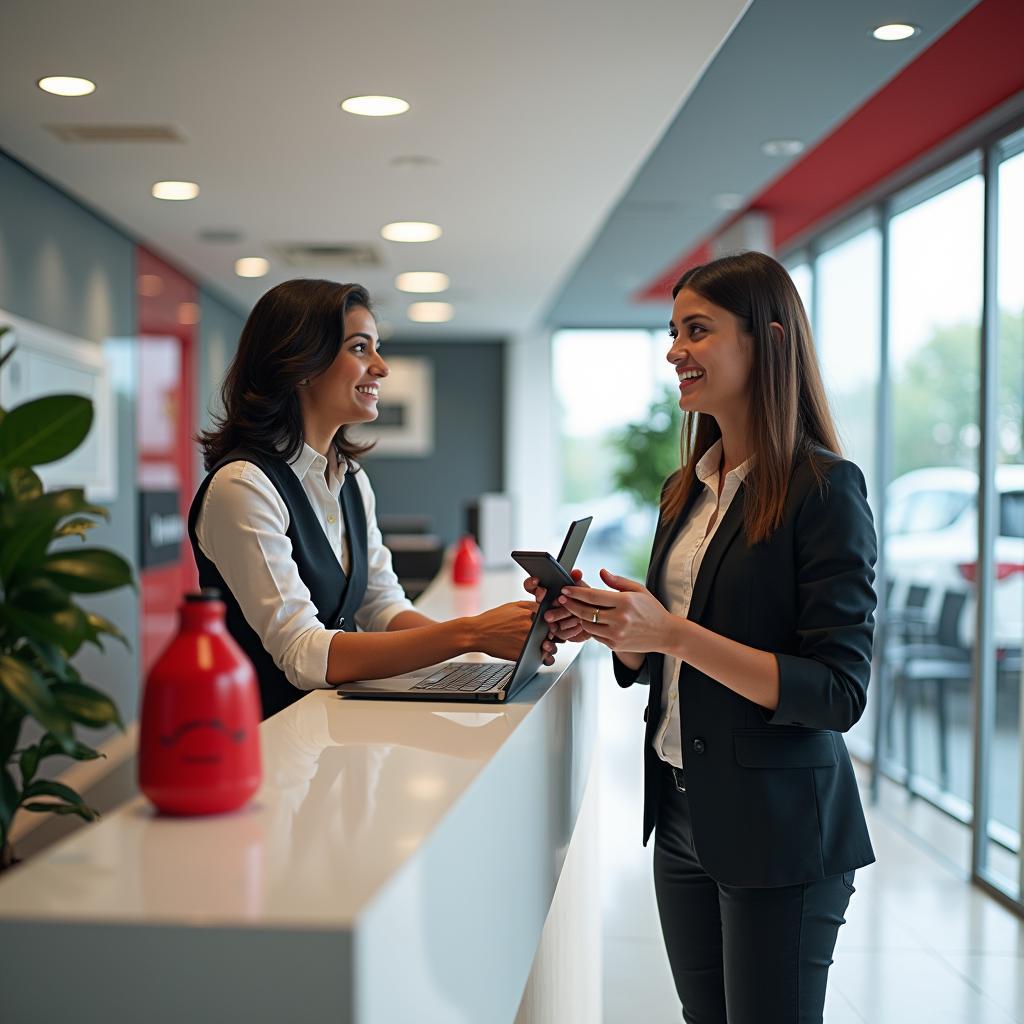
left=662, top=251, right=841, bottom=543
left=197, top=279, right=375, bottom=472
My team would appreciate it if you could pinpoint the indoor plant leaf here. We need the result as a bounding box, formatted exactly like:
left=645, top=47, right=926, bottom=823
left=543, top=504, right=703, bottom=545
left=22, top=778, right=86, bottom=805
left=0, top=767, right=18, bottom=849
left=53, top=516, right=98, bottom=540
left=0, top=654, right=75, bottom=752
left=41, top=548, right=134, bottom=594
left=52, top=681, right=124, bottom=730
left=82, top=610, right=129, bottom=650
left=22, top=801, right=99, bottom=821
left=6, top=467, right=43, bottom=501
left=0, top=394, right=93, bottom=470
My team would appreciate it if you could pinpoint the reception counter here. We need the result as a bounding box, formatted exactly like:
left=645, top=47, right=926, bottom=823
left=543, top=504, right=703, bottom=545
left=0, top=569, right=601, bottom=1023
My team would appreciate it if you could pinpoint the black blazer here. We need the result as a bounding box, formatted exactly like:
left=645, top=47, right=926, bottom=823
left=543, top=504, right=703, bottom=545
left=614, top=450, right=877, bottom=887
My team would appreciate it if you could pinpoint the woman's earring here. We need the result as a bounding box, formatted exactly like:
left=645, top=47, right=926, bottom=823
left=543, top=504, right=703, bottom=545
left=298, top=377, right=310, bottom=387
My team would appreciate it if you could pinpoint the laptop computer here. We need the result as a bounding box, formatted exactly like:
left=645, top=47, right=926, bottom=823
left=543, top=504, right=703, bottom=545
left=335, top=517, right=592, bottom=703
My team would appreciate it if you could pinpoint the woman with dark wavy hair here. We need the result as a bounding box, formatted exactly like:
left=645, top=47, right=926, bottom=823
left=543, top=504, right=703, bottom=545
left=531, top=252, right=876, bottom=1023
left=191, top=279, right=534, bottom=719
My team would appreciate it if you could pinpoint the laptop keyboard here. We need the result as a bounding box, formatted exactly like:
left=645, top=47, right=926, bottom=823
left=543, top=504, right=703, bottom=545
left=412, top=662, right=514, bottom=692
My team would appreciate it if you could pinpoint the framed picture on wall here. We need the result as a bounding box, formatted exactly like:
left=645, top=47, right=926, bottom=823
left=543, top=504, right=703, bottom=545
left=352, top=355, right=434, bottom=457
left=0, top=307, right=117, bottom=501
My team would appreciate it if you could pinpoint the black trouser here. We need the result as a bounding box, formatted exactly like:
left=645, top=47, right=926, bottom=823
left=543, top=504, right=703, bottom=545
left=653, top=762, right=854, bottom=1024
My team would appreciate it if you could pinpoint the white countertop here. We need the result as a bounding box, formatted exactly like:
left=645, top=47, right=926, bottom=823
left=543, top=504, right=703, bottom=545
left=0, top=568, right=578, bottom=929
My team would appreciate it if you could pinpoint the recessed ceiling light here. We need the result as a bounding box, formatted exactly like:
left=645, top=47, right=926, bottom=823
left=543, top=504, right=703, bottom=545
left=872, top=23, right=919, bottom=41
left=714, top=193, right=744, bottom=211
left=381, top=221, right=442, bottom=243
left=395, top=271, right=450, bottom=293
left=37, top=76, right=96, bottom=97
left=408, top=301, right=454, bottom=323
left=137, top=274, right=164, bottom=297
left=177, top=302, right=201, bottom=326
left=152, top=180, right=199, bottom=201
left=761, top=139, right=805, bottom=158
left=235, top=257, right=269, bottom=278
left=341, top=95, right=410, bottom=117
left=390, top=154, right=439, bottom=168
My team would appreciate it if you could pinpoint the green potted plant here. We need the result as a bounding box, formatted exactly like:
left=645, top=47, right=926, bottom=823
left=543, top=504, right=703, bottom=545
left=0, top=328, right=133, bottom=870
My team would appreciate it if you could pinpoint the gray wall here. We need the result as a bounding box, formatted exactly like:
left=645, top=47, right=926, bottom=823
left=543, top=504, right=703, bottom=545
left=0, top=151, right=140, bottom=733
left=362, top=341, right=506, bottom=544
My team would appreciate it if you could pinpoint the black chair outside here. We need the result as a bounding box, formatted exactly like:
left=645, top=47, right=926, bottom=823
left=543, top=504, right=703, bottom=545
left=885, top=588, right=972, bottom=796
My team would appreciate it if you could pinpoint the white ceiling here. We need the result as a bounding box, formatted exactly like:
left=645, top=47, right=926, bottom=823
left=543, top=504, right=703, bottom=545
left=0, top=0, right=749, bottom=337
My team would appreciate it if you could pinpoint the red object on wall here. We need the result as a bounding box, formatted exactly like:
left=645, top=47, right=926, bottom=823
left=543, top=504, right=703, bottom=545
left=636, top=0, right=1024, bottom=302
left=136, top=246, right=199, bottom=678
left=139, top=591, right=261, bottom=816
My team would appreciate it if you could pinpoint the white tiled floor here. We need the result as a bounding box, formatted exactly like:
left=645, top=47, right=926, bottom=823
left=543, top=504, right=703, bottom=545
left=592, top=648, right=1024, bottom=1023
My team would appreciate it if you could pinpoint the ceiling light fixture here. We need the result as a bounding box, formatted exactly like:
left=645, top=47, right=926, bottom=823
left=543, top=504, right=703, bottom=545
left=235, top=257, right=270, bottom=278
left=37, top=76, right=96, bottom=97
left=872, top=23, right=919, bottom=42
left=177, top=302, right=201, bottom=326
left=395, top=271, right=450, bottom=293
left=381, top=221, right=442, bottom=243
left=341, top=95, right=410, bottom=117
left=152, top=180, right=199, bottom=201
left=408, top=301, right=454, bottom=323
left=761, top=139, right=805, bottom=158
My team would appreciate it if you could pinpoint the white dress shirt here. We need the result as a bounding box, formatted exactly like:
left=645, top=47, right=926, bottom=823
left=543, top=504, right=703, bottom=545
left=196, top=443, right=415, bottom=692
left=653, top=440, right=754, bottom=768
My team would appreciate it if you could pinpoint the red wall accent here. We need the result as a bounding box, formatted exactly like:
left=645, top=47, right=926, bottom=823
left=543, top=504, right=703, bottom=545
left=136, top=246, right=199, bottom=676
left=636, top=0, right=1024, bottom=302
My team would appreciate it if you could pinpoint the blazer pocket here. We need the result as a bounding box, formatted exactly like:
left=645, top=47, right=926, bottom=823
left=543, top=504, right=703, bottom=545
left=734, top=729, right=838, bottom=769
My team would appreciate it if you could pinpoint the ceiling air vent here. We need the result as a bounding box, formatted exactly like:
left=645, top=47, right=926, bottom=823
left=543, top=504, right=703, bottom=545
left=46, top=124, right=186, bottom=144
left=273, top=243, right=382, bottom=269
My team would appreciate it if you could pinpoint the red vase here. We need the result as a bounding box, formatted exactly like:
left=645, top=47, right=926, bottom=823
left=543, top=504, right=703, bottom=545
left=139, top=589, right=262, bottom=815
left=451, top=535, right=482, bottom=585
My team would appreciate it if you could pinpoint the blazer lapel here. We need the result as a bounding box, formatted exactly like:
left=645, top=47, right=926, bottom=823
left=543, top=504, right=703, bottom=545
left=686, top=481, right=746, bottom=624
left=645, top=482, right=703, bottom=599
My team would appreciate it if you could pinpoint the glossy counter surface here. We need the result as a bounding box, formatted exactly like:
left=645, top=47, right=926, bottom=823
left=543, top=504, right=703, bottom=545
left=0, top=569, right=598, bottom=1023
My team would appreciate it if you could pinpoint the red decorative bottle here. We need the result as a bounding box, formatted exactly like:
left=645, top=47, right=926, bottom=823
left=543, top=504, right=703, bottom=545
left=139, top=589, right=262, bottom=815
left=451, top=534, right=482, bottom=585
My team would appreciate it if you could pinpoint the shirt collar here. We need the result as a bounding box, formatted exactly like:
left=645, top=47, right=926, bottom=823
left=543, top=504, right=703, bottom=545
left=695, top=439, right=756, bottom=487
left=287, top=441, right=329, bottom=482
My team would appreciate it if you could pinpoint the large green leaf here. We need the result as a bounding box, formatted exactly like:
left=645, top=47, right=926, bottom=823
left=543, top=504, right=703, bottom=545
left=0, top=394, right=93, bottom=470
left=0, top=515, right=59, bottom=585
left=23, top=636, right=79, bottom=683
left=0, top=603, right=88, bottom=656
left=52, top=681, right=123, bottom=730
left=0, top=655, right=75, bottom=752
left=37, top=732, right=101, bottom=763
left=42, top=548, right=134, bottom=594
left=18, top=745, right=41, bottom=786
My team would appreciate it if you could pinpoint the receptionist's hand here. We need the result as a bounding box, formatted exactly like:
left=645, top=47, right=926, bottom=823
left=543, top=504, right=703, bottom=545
left=470, top=601, right=539, bottom=663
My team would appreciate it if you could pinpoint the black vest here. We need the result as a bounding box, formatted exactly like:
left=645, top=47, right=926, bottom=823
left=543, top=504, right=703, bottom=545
left=187, top=449, right=368, bottom=720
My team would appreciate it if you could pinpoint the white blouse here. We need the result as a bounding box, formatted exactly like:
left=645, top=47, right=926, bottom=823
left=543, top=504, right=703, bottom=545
left=195, top=443, right=415, bottom=692
left=654, top=440, right=754, bottom=769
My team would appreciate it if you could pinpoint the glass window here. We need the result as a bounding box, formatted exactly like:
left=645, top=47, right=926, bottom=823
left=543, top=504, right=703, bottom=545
left=980, top=141, right=1024, bottom=896
left=552, top=329, right=677, bottom=583
left=883, top=167, right=984, bottom=865
left=816, top=228, right=881, bottom=510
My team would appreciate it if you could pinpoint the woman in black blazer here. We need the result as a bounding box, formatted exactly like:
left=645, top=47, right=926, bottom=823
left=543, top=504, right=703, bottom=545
left=539, top=252, right=876, bottom=1023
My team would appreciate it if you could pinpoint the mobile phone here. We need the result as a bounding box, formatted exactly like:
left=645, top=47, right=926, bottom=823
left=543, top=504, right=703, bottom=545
left=510, top=550, right=575, bottom=601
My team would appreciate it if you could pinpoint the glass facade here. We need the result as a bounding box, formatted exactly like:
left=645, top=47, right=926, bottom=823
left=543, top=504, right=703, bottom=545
left=785, top=120, right=1024, bottom=911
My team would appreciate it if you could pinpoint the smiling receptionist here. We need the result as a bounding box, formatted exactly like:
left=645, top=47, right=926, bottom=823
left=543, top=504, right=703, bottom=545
left=189, top=279, right=537, bottom=720
left=531, top=253, right=877, bottom=1024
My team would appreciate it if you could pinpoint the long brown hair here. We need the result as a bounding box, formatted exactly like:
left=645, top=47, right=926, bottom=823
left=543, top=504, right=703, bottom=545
left=661, top=251, right=841, bottom=543
left=197, top=279, right=375, bottom=472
